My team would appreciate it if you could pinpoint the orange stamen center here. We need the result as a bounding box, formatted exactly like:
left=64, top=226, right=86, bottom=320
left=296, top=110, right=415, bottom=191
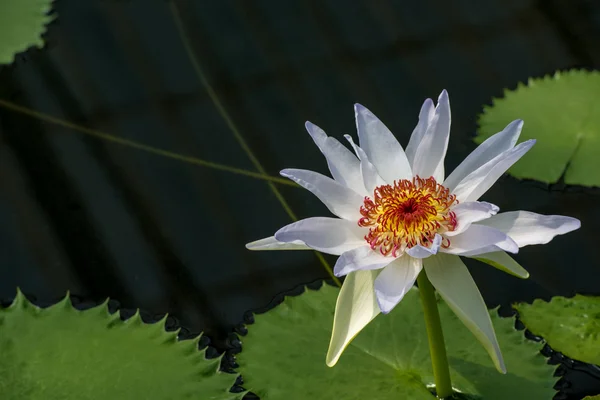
left=359, top=176, right=458, bottom=257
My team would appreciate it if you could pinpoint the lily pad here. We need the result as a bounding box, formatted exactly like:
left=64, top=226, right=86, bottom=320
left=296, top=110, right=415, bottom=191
left=583, top=396, right=600, bottom=400
left=237, top=283, right=556, bottom=400
left=0, top=289, right=241, bottom=400
left=0, top=0, right=55, bottom=64
left=514, top=294, right=600, bottom=366
left=476, top=69, right=600, bottom=186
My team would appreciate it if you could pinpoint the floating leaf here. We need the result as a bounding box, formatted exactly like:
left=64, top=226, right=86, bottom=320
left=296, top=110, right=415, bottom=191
left=0, top=289, right=241, bottom=400
left=583, top=396, right=600, bottom=400
left=476, top=69, right=600, bottom=186
left=238, top=283, right=555, bottom=400
left=515, top=294, right=600, bottom=366
left=0, top=0, right=55, bottom=64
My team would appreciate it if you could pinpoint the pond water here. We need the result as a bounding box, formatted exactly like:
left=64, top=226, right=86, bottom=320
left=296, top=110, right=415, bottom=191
left=0, top=0, right=599, bottom=399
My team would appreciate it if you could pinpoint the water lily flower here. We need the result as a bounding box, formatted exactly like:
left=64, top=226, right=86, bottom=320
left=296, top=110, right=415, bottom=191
left=246, top=90, right=580, bottom=373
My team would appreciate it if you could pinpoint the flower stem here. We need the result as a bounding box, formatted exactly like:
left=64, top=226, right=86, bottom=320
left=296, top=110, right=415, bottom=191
left=417, top=269, right=453, bottom=399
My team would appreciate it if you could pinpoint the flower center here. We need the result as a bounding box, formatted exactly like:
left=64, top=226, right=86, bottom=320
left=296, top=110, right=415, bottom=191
left=358, top=176, right=458, bottom=257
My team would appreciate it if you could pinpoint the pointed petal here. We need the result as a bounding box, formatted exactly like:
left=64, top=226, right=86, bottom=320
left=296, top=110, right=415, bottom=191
left=470, top=251, right=529, bottom=279
left=344, top=134, right=386, bottom=195
left=281, top=169, right=364, bottom=221
left=476, top=211, right=581, bottom=247
left=333, top=246, right=394, bottom=277
left=304, top=121, right=328, bottom=147
left=275, top=217, right=365, bottom=256
left=451, top=140, right=536, bottom=203
left=424, top=253, right=506, bottom=373
left=245, top=236, right=312, bottom=251
left=405, top=234, right=442, bottom=258
left=326, top=270, right=381, bottom=366
left=374, top=256, right=422, bottom=313
left=305, top=122, right=367, bottom=195
left=446, top=201, right=500, bottom=236
left=405, top=98, right=436, bottom=165
left=354, top=104, right=412, bottom=183
left=411, top=90, right=451, bottom=182
left=444, top=120, right=523, bottom=191
left=441, top=224, right=519, bottom=256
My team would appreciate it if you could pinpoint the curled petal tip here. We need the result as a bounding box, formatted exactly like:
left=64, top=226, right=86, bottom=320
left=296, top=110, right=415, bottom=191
left=420, top=98, right=435, bottom=111
left=354, top=103, right=370, bottom=114
left=332, top=268, right=345, bottom=278
left=562, top=216, right=581, bottom=233
left=378, top=307, right=392, bottom=315
left=505, top=119, right=524, bottom=131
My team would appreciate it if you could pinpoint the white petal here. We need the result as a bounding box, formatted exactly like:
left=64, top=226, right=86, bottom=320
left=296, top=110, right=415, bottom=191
left=451, top=140, right=536, bottom=203
left=374, top=256, right=422, bottom=313
left=411, top=90, right=451, bottom=182
left=443, top=120, right=523, bottom=191
left=424, top=253, right=506, bottom=373
left=245, top=236, right=311, bottom=251
left=281, top=169, right=364, bottom=221
left=446, top=201, right=500, bottom=236
left=405, top=234, right=442, bottom=258
left=469, top=251, right=529, bottom=279
left=405, top=98, right=435, bottom=166
left=354, top=104, right=412, bottom=183
left=274, top=217, right=365, bottom=256
left=326, top=269, right=381, bottom=366
left=334, top=246, right=395, bottom=277
left=476, top=211, right=581, bottom=247
left=305, top=122, right=367, bottom=195
left=344, top=134, right=386, bottom=195
left=441, top=224, right=519, bottom=256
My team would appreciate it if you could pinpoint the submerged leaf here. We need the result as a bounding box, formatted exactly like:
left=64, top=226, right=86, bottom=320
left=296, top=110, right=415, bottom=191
left=0, top=289, right=240, bottom=400
left=238, top=283, right=556, bottom=400
left=515, top=294, right=600, bottom=366
left=477, top=69, right=600, bottom=186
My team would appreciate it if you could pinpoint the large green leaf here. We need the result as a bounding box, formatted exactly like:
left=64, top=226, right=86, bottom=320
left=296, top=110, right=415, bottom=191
left=476, top=69, right=600, bottom=186
left=0, top=0, right=55, bottom=64
left=515, top=294, right=600, bottom=366
left=584, top=396, right=600, bottom=400
left=238, top=283, right=556, bottom=399
left=0, top=289, right=241, bottom=400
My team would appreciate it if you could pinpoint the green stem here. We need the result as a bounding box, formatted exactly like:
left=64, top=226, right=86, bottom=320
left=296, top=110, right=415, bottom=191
left=417, top=269, right=453, bottom=399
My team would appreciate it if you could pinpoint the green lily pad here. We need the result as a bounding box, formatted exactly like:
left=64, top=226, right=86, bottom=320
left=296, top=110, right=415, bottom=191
left=514, top=294, right=600, bottom=366
left=476, top=69, right=600, bottom=186
left=0, top=0, right=55, bottom=64
left=583, top=396, right=600, bottom=400
left=237, top=283, right=556, bottom=399
left=0, top=289, right=241, bottom=400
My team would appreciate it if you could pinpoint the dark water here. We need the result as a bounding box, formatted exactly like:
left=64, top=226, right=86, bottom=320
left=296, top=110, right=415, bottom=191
left=0, top=0, right=599, bottom=398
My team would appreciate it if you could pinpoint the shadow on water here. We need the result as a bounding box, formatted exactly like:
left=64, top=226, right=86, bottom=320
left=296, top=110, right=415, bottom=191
left=1, top=0, right=600, bottom=398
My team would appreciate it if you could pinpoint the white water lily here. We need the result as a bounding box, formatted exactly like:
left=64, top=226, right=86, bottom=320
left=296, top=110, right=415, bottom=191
left=246, top=90, right=580, bottom=373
